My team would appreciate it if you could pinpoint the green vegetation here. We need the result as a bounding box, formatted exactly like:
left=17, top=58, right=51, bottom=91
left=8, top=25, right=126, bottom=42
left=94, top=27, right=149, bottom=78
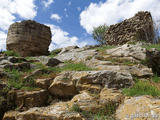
left=3, top=50, right=20, bottom=57
left=96, top=45, right=115, bottom=52
left=104, top=57, right=137, bottom=66
left=142, top=44, right=160, bottom=51
left=70, top=104, right=116, bottom=120
left=33, top=62, right=47, bottom=69
left=47, top=62, right=94, bottom=73
left=49, top=48, right=62, bottom=57
left=93, top=111, right=115, bottom=120
left=70, top=104, right=82, bottom=112
left=86, top=56, right=93, bottom=60
left=92, top=24, right=108, bottom=45
left=152, top=75, right=160, bottom=83
left=5, top=69, right=36, bottom=90
left=25, top=57, right=36, bottom=61
left=62, top=62, right=93, bottom=71
left=122, top=81, right=160, bottom=97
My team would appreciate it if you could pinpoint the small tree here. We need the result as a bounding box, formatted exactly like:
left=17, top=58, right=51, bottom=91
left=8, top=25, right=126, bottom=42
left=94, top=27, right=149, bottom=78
left=92, top=24, right=108, bottom=45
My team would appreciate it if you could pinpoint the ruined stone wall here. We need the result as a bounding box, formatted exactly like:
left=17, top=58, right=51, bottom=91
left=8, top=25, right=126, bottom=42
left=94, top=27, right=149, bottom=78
left=105, top=11, right=155, bottom=45
left=7, top=20, right=51, bottom=56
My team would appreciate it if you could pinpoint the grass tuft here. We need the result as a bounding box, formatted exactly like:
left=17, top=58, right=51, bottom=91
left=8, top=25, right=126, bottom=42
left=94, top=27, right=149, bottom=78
left=142, top=44, right=160, bottom=51
left=122, top=81, right=160, bottom=97
left=3, top=50, right=20, bottom=57
left=152, top=75, right=160, bottom=83
left=96, top=45, right=115, bottom=53
left=70, top=104, right=82, bottom=112
left=5, top=69, right=36, bottom=90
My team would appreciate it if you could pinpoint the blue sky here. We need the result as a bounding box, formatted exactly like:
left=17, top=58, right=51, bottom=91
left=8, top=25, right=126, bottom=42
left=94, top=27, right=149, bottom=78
left=0, top=0, right=160, bottom=51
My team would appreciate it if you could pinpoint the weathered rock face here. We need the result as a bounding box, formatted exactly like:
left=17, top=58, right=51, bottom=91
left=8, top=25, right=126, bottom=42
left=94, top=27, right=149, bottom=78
left=3, top=102, right=85, bottom=120
left=7, top=20, right=51, bottom=57
left=105, top=11, right=155, bottom=45
left=116, top=96, right=160, bottom=120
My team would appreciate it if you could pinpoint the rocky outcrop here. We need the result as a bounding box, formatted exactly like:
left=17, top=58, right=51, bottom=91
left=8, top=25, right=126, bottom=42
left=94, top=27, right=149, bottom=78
left=116, top=96, right=160, bottom=120
left=55, top=47, right=98, bottom=62
left=6, top=20, right=51, bottom=57
left=36, top=56, right=62, bottom=67
left=49, top=70, right=133, bottom=98
left=1, top=43, right=160, bottom=120
left=106, top=44, right=146, bottom=61
left=3, top=102, right=85, bottom=120
left=105, top=11, right=155, bottom=45
left=14, top=90, right=48, bottom=110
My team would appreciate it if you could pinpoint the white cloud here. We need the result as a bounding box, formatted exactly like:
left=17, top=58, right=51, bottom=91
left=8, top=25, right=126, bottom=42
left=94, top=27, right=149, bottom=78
left=42, top=0, right=54, bottom=8
left=64, top=8, right=67, bottom=12
left=77, top=7, right=81, bottom=12
left=11, top=0, right=37, bottom=19
left=64, top=8, right=68, bottom=18
left=0, top=0, right=37, bottom=50
left=0, top=31, right=7, bottom=51
left=46, top=24, right=89, bottom=51
left=68, top=1, right=71, bottom=6
left=80, top=0, right=160, bottom=34
left=50, top=14, right=61, bottom=22
left=0, top=0, right=37, bottom=30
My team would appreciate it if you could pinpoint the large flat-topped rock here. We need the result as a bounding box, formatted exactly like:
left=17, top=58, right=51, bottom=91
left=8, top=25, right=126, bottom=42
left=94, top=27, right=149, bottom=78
left=7, top=20, right=51, bottom=56
left=105, top=11, right=155, bottom=45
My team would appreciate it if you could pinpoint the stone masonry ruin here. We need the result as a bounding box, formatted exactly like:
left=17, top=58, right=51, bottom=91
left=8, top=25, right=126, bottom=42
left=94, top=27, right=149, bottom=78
left=6, top=20, right=52, bottom=57
left=105, top=11, right=155, bottom=45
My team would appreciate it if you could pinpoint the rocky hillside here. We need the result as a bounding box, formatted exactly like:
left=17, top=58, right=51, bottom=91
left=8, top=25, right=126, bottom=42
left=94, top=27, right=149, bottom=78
left=0, top=43, right=160, bottom=120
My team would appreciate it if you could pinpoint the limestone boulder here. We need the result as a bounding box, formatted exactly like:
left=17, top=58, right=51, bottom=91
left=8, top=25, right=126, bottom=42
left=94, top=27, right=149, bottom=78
left=89, top=61, right=153, bottom=78
left=49, top=70, right=133, bottom=98
left=14, top=89, right=48, bottom=110
left=116, top=96, right=160, bottom=120
left=99, top=88, right=124, bottom=105
left=105, top=11, right=154, bottom=45
left=59, top=45, right=79, bottom=55
left=69, top=91, right=101, bottom=113
left=49, top=72, right=78, bottom=98
left=35, top=78, right=53, bottom=89
left=3, top=111, right=19, bottom=120
left=0, top=56, right=29, bottom=70
left=4, top=62, right=30, bottom=71
left=3, top=102, right=85, bottom=120
left=72, top=70, right=133, bottom=89
left=7, top=20, right=51, bottom=57
left=106, top=44, right=146, bottom=61
left=55, top=49, right=98, bottom=62
left=37, top=56, right=62, bottom=67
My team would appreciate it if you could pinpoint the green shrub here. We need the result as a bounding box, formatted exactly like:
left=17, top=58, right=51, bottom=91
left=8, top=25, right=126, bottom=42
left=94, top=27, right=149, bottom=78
left=92, top=24, right=108, bottom=45
left=122, top=81, right=160, bottom=97
left=3, top=50, right=20, bottom=57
